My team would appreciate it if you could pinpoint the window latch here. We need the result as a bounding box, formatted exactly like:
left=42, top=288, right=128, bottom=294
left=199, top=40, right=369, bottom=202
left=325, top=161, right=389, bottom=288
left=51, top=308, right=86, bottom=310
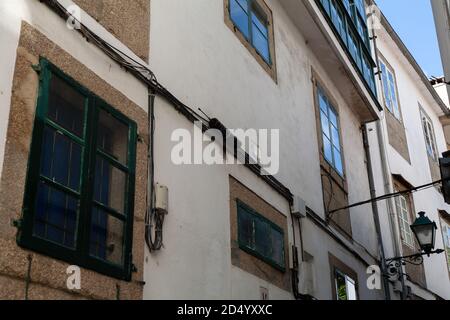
left=31, top=64, right=42, bottom=74
left=11, top=218, right=23, bottom=229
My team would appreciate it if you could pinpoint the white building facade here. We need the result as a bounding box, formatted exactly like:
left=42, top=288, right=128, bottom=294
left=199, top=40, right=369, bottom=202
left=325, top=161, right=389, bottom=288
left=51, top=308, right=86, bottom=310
left=0, top=0, right=449, bottom=300
left=366, top=8, right=450, bottom=299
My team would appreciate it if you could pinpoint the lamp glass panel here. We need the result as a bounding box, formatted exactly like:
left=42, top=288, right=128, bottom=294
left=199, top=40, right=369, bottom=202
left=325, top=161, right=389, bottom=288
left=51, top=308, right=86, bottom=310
left=413, top=224, right=434, bottom=248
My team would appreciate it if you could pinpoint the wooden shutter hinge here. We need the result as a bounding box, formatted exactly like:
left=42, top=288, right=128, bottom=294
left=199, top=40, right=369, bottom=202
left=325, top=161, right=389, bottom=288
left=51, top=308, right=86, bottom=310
left=11, top=218, right=23, bottom=229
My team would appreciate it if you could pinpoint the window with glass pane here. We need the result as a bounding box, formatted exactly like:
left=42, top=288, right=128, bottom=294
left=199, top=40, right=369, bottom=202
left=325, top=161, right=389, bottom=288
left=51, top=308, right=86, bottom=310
left=379, top=59, right=401, bottom=120
left=316, top=0, right=377, bottom=98
left=362, top=53, right=375, bottom=93
left=395, top=193, right=414, bottom=247
left=237, top=201, right=285, bottom=270
left=318, top=88, right=344, bottom=176
left=420, top=108, right=438, bottom=161
left=229, top=0, right=271, bottom=64
left=330, top=0, right=347, bottom=42
left=335, top=269, right=357, bottom=300
left=356, top=16, right=369, bottom=47
left=19, top=59, right=137, bottom=281
left=347, top=28, right=361, bottom=69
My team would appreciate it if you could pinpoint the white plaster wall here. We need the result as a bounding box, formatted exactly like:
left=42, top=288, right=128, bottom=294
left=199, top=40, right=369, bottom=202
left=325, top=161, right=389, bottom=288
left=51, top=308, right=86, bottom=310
left=434, top=83, right=450, bottom=108
left=375, top=27, right=450, bottom=299
left=145, top=0, right=383, bottom=300
left=144, top=97, right=293, bottom=299
left=0, top=0, right=385, bottom=300
left=148, top=0, right=378, bottom=249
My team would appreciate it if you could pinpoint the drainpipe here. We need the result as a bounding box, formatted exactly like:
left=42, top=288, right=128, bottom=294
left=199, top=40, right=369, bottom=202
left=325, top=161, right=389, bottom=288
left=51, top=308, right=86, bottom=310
left=367, top=1, right=405, bottom=299
left=374, top=119, right=406, bottom=299
left=362, top=124, right=391, bottom=300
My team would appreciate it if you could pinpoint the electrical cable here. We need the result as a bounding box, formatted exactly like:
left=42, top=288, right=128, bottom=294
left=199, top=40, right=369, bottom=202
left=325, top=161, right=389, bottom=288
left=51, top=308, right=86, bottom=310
left=329, top=179, right=444, bottom=215
left=44, top=0, right=211, bottom=251
left=48, top=0, right=208, bottom=126
left=145, top=90, right=164, bottom=251
left=43, top=0, right=296, bottom=252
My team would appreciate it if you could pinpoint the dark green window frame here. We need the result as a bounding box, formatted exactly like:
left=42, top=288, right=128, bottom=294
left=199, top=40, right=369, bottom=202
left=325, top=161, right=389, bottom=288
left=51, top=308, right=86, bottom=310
left=17, top=58, right=137, bottom=281
left=317, top=0, right=377, bottom=98
left=237, top=200, right=286, bottom=272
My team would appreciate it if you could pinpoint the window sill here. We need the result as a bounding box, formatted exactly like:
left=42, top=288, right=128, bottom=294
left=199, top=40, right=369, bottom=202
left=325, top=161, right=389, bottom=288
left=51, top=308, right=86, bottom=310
left=320, top=156, right=348, bottom=194
left=17, top=225, right=132, bottom=281
left=385, top=108, right=403, bottom=124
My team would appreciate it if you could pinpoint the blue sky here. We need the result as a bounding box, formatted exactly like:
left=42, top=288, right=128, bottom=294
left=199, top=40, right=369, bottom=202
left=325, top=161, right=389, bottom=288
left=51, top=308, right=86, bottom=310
left=376, top=0, right=443, bottom=77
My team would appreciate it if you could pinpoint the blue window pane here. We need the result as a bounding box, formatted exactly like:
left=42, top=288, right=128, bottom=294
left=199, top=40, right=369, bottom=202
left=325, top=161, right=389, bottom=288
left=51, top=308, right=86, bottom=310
left=33, top=181, right=78, bottom=248
left=90, top=207, right=107, bottom=260
left=388, top=72, right=400, bottom=118
left=235, top=0, right=248, bottom=12
left=48, top=76, right=85, bottom=137
left=380, top=61, right=391, bottom=110
left=331, top=126, right=340, bottom=149
left=323, top=134, right=333, bottom=163
left=97, top=109, right=129, bottom=165
left=89, top=207, right=125, bottom=266
left=354, top=0, right=366, bottom=18
left=321, top=0, right=331, bottom=15
left=334, top=147, right=343, bottom=175
left=329, top=108, right=338, bottom=127
left=94, top=157, right=127, bottom=214
left=331, top=0, right=346, bottom=42
left=319, top=89, right=344, bottom=175
left=251, top=12, right=268, bottom=38
left=321, top=111, right=330, bottom=138
left=342, top=0, right=351, bottom=13
left=251, top=12, right=270, bottom=63
left=357, top=17, right=368, bottom=46
left=319, top=91, right=328, bottom=113
left=348, top=30, right=361, bottom=69
left=230, top=0, right=250, bottom=39
left=40, top=126, right=82, bottom=191
left=252, top=25, right=270, bottom=63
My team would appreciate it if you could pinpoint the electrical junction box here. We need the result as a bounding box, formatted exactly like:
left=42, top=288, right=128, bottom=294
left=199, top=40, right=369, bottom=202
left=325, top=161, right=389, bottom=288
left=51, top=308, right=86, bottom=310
left=155, top=183, right=169, bottom=214
left=291, top=196, right=306, bottom=218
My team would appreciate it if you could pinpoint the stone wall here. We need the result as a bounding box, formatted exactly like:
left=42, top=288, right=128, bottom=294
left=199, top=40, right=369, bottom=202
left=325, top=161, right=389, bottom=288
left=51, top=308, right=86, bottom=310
left=0, top=22, right=147, bottom=300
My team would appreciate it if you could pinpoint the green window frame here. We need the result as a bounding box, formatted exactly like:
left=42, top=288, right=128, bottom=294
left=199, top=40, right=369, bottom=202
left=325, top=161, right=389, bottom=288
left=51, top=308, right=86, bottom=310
left=17, top=58, right=137, bottom=281
left=237, top=200, right=285, bottom=271
left=317, top=0, right=377, bottom=97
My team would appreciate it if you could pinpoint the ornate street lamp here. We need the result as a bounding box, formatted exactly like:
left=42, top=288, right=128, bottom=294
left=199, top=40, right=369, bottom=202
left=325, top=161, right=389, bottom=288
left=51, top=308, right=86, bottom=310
left=385, top=212, right=444, bottom=280
left=410, top=212, right=437, bottom=255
